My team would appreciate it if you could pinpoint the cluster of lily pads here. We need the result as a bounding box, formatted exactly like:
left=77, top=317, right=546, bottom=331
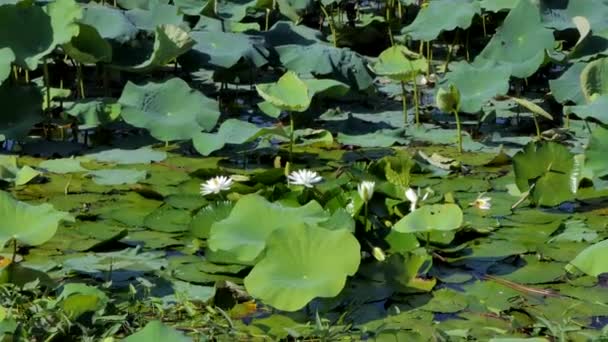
left=1, top=0, right=608, bottom=339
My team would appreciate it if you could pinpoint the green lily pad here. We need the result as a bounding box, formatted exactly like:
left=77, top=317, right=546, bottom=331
left=393, top=204, right=463, bottom=233
left=58, top=283, right=109, bottom=319
left=80, top=4, right=137, bottom=43
left=189, top=201, right=233, bottom=239
left=0, top=190, right=73, bottom=248
left=86, top=146, right=167, bottom=165
left=125, top=4, right=183, bottom=31
left=208, top=194, right=329, bottom=262
left=585, top=125, right=608, bottom=178
left=118, top=77, right=220, bottom=141
left=0, top=156, right=41, bottom=185
left=512, top=141, right=575, bottom=206
left=402, top=0, right=480, bottom=41
left=566, top=239, right=608, bottom=277
left=86, top=169, right=147, bottom=185
left=244, top=223, right=360, bottom=311
left=255, top=71, right=310, bottom=112
left=39, top=158, right=88, bottom=173
left=549, top=62, right=586, bottom=105
left=0, top=47, right=14, bottom=85
left=441, top=62, right=510, bottom=113
left=473, top=0, right=554, bottom=78
left=64, top=98, right=121, bottom=128
left=123, top=321, right=192, bottom=342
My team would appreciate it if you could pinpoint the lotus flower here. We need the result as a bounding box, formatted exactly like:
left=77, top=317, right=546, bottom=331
left=200, top=176, right=233, bottom=196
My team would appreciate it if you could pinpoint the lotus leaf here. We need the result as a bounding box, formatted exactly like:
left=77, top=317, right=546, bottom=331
left=0, top=156, right=41, bottom=185
left=473, top=0, right=554, bottom=78
left=208, top=194, right=329, bottom=262
left=337, top=129, right=407, bottom=147
left=566, top=239, right=608, bottom=277
left=440, top=62, right=510, bottom=113
left=63, top=23, right=112, bottom=64
left=86, top=146, right=167, bottom=165
left=580, top=57, right=608, bottom=101
left=244, top=223, right=360, bottom=311
left=179, top=30, right=269, bottom=70
left=402, top=0, right=480, bottom=41
left=512, top=142, right=575, bottom=206
left=0, top=47, right=14, bottom=85
left=117, top=0, right=169, bottom=10
left=173, top=0, right=211, bottom=15
left=118, top=77, right=220, bottom=141
left=87, top=169, right=147, bottom=185
left=110, top=24, right=194, bottom=72
left=479, top=0, right=517, bottom=12
left=256, top=71, right=311, bottom=112
left=541, top=0, right=608, bottom=31
left=393, top=204, right=463, bottom=233
left=125, top=4, right=183, bottom=31
left=64, top=98, right=121, bottom=128
left=80, top=4, right=138, bottom=43
left=192, top=119, right=275, bottom=155
left=123, top=321, right=192, bottom=342
left=549, top=62, right=586, bottom=105
left=435, top=84, right=461, bottom=113
left=58, top=283, right=109, bottom=319
left=0, top=0, right=81, bottom=69
left=371, top=45, right=427, bottom=82
left=0, top=190, right=73, bottom=248
left=275, top=43, right=374, bottom=91
left=584, top=125, right=608, bottom=178
left=206, top=0, right=258, bottom=22
left=275, top=0, right=314, bottom=22
left=263, top=21, right=324, bottom=47
left=0, top=84, right=44, bottom=140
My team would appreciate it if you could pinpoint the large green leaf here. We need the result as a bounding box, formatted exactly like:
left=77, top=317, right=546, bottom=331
left=440, top=62, right=510, bottom=113
left=80, top=4, right=138, bottom=43
left=371, top=45, right=427, bottom=82
left=63, top=23, right=112, bottom=64
left=0, top=156, right=41, bottom=185
left=0, top=83, right=43, bottom=141
left=512, top=142, right=575, bottom=206
left=110, top=24, right=194, bottom=72
left=566, top=239, right=608, bottom=277
left=541, top=0, right=608, bottom=31
left=256, top=71, right=311, bottom=112
left=208, top=194, right=329, bottom=262
left=584, top=125, right=608, bottom=178
left=276, top=0, right=314, bottom=22
left=275, top=43, right=374, bottom=91
left=86, top=169, right=147, bottom=185
left=402, top=0, right=480, bottom=41
left=580, top=56, right=608, bottom=101
left=0, top=47, right=14, bottom=85
left=0, top=190, right=73, bottom=248
left=549, top=62, right=586, bottom=105
left=0, top=0, right=81, bottom=70
left=179, top=30, right=269, bottom=70
left=473, top=0, right=554, bottom=78
left=123, top=321, right=192, bottom=342
left=118, top=77, right=220, bottom=141
left=64, top=98, right=121, bottom=128
left=86, top=146, right=167, bottom=165
left=393, top=204, right=463, bottom=233
left=125, top=4, right=183, bottom=31
left=244, top=223, right=360, bottom=311
left=192, top=119, right=278, bottom=156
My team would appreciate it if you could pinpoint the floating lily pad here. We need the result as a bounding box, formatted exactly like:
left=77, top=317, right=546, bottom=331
left=87, top=169, right=147, bottom=185
left=393, top=204, right=463, bottom=233
left=244, top=223, right=360, bottom=311
left=86, top=146, right=167, bottom=165
left=39, top=158, right=88, bottom=173
left=208, top=194, right=328, bottom=262
left=123, top=321, right=192, bottom=342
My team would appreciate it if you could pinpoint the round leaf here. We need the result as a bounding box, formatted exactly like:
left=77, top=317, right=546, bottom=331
left=393, top=204, right=463, bottom=233
left=402, top=0, right=480, bottom=41
left=580, top=56, right=608, bottom=101
left=118, top=77, right=220, bottom=141
left=208, top=194, right=329, bottom=262
left=566, top=239, right=608, bottom=277
left=371, top=45, right=427, bottom=82
left=244, top=223, right=360, bottom=311
left=255, top=71, right=311, bottom=112
left=0, top=190, right=73, bottom=248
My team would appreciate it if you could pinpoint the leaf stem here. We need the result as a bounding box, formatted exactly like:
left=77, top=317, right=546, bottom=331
left=401, top=80, right=408, bottom=128
left=452, top=109, right=463, bottom=153
left=413, top=74, right=420, bottom=126
left=289, top=112, right=294, bottom=162
left=77, top=63, right=85, bottom=99
left=532, top=113, right=541, bottom=139
left=11, top=239, right=17, bottom=263
left=320, top=5, right=337, bottom=47
left=43, top=59, right=51, bottom=112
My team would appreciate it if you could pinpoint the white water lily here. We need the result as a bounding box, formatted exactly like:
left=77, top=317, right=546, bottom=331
left=405, top=187, right=430, bottom=212
left=357, top=181, right=375, bottom=203
left=200, top=176, right=233, bottom=196
left=471, top=194, right=492, bottom=210
left=287, top=169, right=323, bottom=188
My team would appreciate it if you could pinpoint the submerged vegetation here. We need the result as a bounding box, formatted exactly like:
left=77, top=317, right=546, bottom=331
left=1, top=0, right=608, bottom=340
